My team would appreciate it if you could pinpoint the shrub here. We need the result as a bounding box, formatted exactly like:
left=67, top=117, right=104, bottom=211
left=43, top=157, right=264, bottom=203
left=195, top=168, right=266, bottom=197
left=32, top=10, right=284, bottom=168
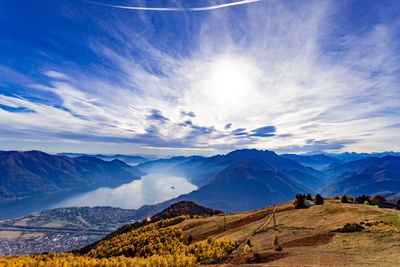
left=294, top=194, right=308, bottom=209
left=306, top=194, right=313, bottom=201
left=371, top=195, right=386, bottom=205
left=246, top=239, right=251, bottom=247
left=354, top=195, right=371, bottom=204
left=243, top=244, right=251, bottom=253
left=187, top=234, right=193, bottom=244
left=341, top=195, right=348, bottom=203
left=334, top=223, right=365, bottom=233
left=315, top=194, right=324, bottom=205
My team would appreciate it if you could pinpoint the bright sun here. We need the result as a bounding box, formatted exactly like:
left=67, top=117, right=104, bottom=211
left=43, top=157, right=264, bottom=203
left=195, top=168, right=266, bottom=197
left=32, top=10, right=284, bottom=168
left=203, top=56, right=257, bottom=107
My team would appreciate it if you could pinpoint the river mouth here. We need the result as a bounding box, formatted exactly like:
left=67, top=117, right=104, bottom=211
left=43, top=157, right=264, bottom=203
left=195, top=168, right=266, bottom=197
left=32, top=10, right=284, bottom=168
left=0, top=173, right=197, bottom=220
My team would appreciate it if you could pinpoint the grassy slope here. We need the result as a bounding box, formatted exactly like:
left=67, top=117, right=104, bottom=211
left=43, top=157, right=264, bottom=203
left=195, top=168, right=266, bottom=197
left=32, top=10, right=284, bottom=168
left=1, top=200, right=399, bottom=266
left=175, top=200, right=400, bottom=266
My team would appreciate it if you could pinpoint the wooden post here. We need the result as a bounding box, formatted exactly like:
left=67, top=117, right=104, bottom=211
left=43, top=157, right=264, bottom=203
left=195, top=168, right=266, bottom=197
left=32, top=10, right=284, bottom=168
left=272, top=210, right=276, bottom=227
left=223, top=216, right=226, bottom=231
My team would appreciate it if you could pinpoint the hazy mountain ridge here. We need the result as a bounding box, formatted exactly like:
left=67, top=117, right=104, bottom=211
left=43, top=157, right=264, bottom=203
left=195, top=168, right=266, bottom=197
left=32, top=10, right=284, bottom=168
left=280, top=153, right=344, bottom=171
left=0, top=151, right=145, bottom=203
left=324, top=156, right=400, bottom=196
left=302, top=150, right=400, bottom=162
left=167, top=149, right=324, bottom=189
left=136, top=156, right=204, bottom=173
left=59, top=153, right=149, bottom=165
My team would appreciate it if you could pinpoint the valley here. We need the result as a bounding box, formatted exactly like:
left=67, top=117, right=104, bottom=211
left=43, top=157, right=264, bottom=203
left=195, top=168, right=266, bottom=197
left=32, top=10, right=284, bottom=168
left=0, top=206, right=139, bottom=255
left=1, top=148, right=400, bottom=262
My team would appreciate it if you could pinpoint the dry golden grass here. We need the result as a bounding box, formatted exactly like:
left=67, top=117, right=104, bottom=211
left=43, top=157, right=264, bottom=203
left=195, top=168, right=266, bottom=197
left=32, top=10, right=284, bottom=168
left=177, top=200, right=400, bottom=266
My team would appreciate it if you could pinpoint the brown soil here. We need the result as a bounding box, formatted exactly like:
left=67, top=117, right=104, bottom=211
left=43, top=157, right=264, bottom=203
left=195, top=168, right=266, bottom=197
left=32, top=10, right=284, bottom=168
left=281, top=232, right=335, bottom=248
left=229, top=251, right=288, bottom=265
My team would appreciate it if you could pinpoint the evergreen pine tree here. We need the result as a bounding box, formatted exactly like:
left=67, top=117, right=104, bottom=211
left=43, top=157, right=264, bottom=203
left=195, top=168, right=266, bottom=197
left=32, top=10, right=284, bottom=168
left=315, top=194, right=324, bottom=205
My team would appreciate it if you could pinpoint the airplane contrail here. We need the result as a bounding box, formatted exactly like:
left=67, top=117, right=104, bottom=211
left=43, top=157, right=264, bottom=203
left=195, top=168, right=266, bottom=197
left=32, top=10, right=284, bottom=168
left=81, top=0, right=262, bottom=12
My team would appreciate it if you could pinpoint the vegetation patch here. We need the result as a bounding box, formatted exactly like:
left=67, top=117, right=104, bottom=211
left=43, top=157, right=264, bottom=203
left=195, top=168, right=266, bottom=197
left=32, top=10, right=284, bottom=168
left=387, top=216, right=400, bottom=228
left=43, top=220, right=69, bottom=228
left=0, top=231, right=21, bottom=240
left=333, top=223, right=365, bottom=233
left=247, top=251, right=288, bottom=264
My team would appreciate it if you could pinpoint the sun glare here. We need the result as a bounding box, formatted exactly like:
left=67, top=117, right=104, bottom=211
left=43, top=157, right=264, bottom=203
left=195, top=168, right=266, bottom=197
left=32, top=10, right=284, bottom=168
left=203, top=56, right=258, bottom=107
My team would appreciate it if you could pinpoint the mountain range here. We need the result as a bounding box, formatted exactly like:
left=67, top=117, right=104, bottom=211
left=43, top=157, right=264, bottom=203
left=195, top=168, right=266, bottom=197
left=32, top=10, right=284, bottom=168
left=147, top=150, right=323, bottom=212
left=59, top=153, right=149, bottom=165
left=139, top=149, right=323, bottom=188
left=1, top=149, right=400, bottom=213
left=301, top=150, right=400, bottom=162
left=0, top=151, right=145, bottom=203
left=324, top=155, right=400, bottom=197
left=136, top=149, right=400, bottom=212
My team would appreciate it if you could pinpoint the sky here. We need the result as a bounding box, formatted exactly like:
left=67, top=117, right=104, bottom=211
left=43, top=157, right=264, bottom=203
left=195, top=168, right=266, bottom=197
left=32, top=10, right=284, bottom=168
left=0, top=0, right=399, bottom=156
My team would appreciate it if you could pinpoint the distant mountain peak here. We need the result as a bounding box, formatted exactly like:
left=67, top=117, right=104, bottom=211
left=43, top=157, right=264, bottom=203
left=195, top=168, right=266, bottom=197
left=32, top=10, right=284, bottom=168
left=302, top=150, right=328, bottom=156
left=227, top=148, right=277, bottom=156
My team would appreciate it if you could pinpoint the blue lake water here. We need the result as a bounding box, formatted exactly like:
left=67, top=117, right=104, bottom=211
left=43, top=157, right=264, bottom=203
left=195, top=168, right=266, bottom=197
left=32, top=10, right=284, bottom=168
left=0, top=174, right=197, bottom=220
left=52, top=173, right=197, bottom=209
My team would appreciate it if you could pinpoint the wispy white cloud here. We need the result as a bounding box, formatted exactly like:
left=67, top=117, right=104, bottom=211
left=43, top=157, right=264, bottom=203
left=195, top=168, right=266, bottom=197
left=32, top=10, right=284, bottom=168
left=44, top=70, right=69, bottom=79
left=82, top=0, right=263, bottom=12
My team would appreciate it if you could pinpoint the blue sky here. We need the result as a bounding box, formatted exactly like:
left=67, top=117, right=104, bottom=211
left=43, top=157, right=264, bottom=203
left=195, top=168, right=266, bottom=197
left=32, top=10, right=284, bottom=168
left=0, top=0, right=399, bottom=155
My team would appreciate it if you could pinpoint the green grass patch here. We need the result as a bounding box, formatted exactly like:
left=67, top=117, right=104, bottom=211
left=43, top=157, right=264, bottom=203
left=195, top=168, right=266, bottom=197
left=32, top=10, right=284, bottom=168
left=387, top=216, right=400, bottom=228
left=43, top=220, right=69, bottom=228
left=333, top=223, right=365, bottom=233
left=0, top=231, right=20, bottom=240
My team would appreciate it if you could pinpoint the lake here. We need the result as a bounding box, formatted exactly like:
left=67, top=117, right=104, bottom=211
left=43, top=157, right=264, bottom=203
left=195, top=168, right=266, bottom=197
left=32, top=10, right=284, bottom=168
left=0, top=173, right=197, bottom=220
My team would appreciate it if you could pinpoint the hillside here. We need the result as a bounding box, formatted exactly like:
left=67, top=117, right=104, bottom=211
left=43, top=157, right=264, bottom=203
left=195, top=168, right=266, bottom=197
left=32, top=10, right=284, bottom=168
left=0, top=151, right=145, bottom=203
left=0, top=201, right=222, bottom=256
left=324, top=156, right=400, bottom=196
left=150, top=201, right=223, bottom=221
left=169, top=149, right=323, bottom=189
left=0, top=206, right=142, bottom=256
left=77, top=201, right=222, bottom=254
left=1, top=206, right=141, bottom=231
left=162, top=159, right=310, bottom=212
left=136, top=149, right=324, bottom=212
left=2, top=199, right=399, bottom=266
